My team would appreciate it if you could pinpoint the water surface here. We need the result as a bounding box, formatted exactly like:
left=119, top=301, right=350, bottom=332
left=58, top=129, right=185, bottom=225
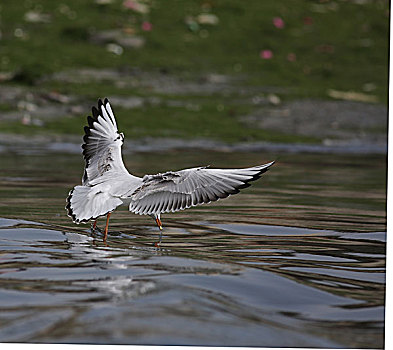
left=0, top=150, right=386, bottom=347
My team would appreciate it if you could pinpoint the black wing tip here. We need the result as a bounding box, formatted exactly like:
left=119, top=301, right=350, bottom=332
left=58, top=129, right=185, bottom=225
left=250, top=161, right=275, bottom=179
left=84, top=125, right=90, bottom=135
left=98, top=97, right=111, bottom=109
left=90, top=97, right=112, bottom=122
left=97, top=97, right=110, bottom=106
left=87, top=115, right=95, bottom=128
left=65, top=189, right=79, bottom=224
left=89, top=98, right=112, bottom=122
left=238, top=183, right=251, bottom=189
left=266, top=160, right=276, bottom=168
left=91, top=106, right=100, bottom=119
left=97, top=98, right=114, bottom=124
left=65, top=189, right=87, bottom=224
left=236, top=161, right=275, bottom=190
left=82, top=124, right=91, bottom=160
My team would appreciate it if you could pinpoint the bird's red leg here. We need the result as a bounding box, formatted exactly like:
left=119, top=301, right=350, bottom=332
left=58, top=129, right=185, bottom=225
left=103, top=213, right=111, bottom=241
left=154, top=218, right=163, bottom=247
left=155, top=218, right=163, bottom=230
left=90, top=220, right=98, bottom=234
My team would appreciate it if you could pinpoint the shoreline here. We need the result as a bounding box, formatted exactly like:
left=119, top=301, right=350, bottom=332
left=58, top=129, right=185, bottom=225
left=0, top=134, right=386, bottom=155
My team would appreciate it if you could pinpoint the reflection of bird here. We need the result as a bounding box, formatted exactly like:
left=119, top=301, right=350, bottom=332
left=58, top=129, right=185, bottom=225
left=66, top=99, right=274, bottom=244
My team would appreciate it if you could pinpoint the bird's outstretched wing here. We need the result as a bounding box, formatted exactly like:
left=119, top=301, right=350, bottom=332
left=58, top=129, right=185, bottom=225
left=82, top=98, right=129, bottom=186
left=66, top=99, right=141, bottom=224
left=128, top=161, right=275, bottom=215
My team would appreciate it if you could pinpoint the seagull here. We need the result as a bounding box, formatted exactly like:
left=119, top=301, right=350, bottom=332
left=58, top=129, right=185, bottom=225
left=66, top=98, right=274, bottom=244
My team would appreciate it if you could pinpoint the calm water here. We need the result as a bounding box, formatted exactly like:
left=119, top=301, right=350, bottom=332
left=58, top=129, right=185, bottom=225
left=0, top=150, right=386, bottom=348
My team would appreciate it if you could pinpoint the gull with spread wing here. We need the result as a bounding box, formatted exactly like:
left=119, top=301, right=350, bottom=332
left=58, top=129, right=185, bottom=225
left=66, top=99, right=275, bottom=244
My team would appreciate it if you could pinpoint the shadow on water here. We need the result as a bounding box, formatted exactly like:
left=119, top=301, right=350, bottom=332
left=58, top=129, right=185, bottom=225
left=0, top=150, right=386, bottom=348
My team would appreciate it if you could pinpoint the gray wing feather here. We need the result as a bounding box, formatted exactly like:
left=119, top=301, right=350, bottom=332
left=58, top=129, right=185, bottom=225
left=128, top=161, right=274, bottom=215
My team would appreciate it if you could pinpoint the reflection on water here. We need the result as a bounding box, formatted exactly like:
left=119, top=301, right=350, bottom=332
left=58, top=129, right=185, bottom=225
left=0, top=151, right=386, bottom=348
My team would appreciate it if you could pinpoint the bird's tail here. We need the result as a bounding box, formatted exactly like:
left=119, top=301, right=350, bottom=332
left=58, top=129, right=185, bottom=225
left=66, top=185, right=122, bottom=224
